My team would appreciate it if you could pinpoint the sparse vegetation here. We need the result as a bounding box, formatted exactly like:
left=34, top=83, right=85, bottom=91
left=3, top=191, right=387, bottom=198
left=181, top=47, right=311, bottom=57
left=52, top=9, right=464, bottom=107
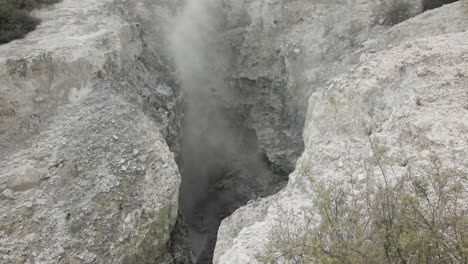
left=258, top=138, right=468, bottom=263
left=0, top=0, right=60, bottom=44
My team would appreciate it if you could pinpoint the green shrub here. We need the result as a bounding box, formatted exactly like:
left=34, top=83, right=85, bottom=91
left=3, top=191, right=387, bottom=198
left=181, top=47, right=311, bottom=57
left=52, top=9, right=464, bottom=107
left=0, top=4, right=40, bottom=44
left=258, top=140, right=468, bottom=263
left=0, top=0, right=60, bottom=44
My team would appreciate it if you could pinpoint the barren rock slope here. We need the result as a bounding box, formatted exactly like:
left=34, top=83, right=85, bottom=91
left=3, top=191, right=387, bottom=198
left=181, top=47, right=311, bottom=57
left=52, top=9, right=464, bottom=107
left=0, top=0, right=181, bottom=263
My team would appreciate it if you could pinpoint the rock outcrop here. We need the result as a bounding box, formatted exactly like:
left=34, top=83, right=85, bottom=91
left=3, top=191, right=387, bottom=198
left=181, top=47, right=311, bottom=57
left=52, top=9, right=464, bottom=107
left=214, top=1, right=468, bottom=263
left=1, top=0, right=467, bottom=263
left=221, top=0, right=426, bottom=174
left=0, top=0, right=182, bottom=263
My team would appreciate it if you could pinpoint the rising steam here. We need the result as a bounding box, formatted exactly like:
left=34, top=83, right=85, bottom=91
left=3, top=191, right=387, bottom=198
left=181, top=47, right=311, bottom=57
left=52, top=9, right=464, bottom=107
left=168, top=0, right=285, bottom=262
left=169, top=0, right=233, bottom=216
left=168, top=0, right=240, bottom=259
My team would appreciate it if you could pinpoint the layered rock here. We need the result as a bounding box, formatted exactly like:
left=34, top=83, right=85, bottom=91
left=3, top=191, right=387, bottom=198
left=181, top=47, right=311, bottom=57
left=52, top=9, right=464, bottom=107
left=0, top=0, right=182, bottom=263
left=214, top=1, right=468, bottom=263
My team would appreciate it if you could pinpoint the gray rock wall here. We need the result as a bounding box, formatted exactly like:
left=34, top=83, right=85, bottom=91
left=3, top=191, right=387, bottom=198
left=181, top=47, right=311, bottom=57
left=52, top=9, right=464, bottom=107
left=214, top=1, right=468, bottom=263
left=0, top=0, right=183, bottom=263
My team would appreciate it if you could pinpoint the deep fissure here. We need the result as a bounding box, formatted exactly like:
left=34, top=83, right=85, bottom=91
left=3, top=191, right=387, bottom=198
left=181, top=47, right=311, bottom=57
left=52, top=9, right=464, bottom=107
left=177, top=85, right=296, bottom=263
left=167, top=0, right=305, bottom=262
left=166, top=0, right=463, bottom=262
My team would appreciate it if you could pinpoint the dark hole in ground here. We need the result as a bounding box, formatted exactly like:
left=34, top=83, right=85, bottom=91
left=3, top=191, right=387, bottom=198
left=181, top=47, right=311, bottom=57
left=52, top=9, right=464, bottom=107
left=177, top=94, right=290, bottom=263
left=185, top=157, right=288, bottom=264
left=423, top=0, right=458, bottom=11
left=377, top=0, right=459, bottom=27
left=180, top=157, right=288, bottom=263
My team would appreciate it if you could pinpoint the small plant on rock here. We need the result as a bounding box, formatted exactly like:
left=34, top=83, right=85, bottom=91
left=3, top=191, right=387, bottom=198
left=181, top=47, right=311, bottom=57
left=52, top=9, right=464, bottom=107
left=258, top=139, right=468, bottom=263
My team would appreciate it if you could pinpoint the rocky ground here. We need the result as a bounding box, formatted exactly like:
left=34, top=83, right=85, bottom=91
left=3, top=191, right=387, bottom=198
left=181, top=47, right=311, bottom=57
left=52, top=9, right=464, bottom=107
left=0, top=0, right=466, bottom=263
left=0, top=0, right=183, bottom=263
left=214, top=0, right=468, bottom=263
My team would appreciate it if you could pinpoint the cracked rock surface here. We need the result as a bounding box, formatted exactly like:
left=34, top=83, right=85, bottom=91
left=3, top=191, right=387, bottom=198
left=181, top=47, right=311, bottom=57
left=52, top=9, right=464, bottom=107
left=0, top=0, right=182, bottom=263
left=1, top=0, right=467, bottom=263
left=214, top=1, right=468, bottom=263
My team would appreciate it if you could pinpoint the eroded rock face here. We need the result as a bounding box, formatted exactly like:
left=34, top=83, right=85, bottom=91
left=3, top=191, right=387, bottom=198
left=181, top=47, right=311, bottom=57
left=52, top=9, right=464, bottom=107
left=219, top=0, right=430, bottom=173
left=0, top=0, right=182, bottom=263
left=214, top=1, right=468, bottom=263
left=1, top=0, right=466, bottom=263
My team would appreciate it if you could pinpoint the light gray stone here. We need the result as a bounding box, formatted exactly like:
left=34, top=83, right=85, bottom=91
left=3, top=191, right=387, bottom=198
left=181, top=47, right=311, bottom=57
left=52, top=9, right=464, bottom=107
left=0, top=0, right=182, bottom=263
left=214, top=1, right=468, bottom=263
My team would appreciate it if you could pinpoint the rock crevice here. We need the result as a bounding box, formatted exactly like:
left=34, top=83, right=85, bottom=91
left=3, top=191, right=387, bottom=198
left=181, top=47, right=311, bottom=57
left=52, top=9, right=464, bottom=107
left=1, top=0, right=466, bottom=263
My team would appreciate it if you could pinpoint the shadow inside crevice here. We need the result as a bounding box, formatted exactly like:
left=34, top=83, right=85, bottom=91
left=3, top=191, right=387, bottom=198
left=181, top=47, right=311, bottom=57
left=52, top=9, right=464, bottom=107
left=423, top=0, right=458, bottom=11
left=178, top=94, right=290, bottom=263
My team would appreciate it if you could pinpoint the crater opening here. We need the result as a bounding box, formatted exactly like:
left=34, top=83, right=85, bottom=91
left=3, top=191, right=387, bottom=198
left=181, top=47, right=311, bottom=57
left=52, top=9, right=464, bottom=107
left=423, top=0, right=458, bottom=11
